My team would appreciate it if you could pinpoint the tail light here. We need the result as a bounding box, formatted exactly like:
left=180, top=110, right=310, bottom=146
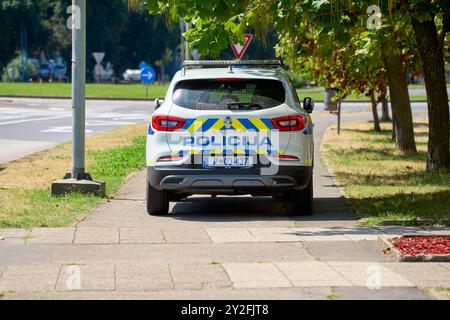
left=152, top=115, right=186, bottom=132
left=271, top=115, right=306, bottom=131
left=157, top=155, right=185, bottom=162
left=273, top=155, right=300, bottom=161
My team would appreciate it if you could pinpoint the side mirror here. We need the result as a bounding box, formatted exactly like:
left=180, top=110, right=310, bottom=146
left=303, top=97, right=314, bottom=113
left=155, top=98, right=165, bottom=110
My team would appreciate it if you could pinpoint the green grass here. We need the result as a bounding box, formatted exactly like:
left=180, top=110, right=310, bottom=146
left=0, top=82, right=168, bottom=99
left=322, top=121, right=450, bottom=226
left=297, top=87, right=429, bottom=102
left=435, top=288, right=450, bottom=300
left=326, top=292, right=340, bottom=300
left=0, top=133, right=146, bottom=228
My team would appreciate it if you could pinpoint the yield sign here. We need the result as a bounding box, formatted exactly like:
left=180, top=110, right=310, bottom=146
left=231, top=34, right=253, bottom=60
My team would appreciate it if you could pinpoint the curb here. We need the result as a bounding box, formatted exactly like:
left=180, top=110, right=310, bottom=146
left=378, top=235, right=450, bottom=262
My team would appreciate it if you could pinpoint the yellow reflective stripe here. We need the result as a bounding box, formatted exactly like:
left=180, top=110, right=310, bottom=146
left=147, top=159, right=154, bottom=165
left=249, top=118, right=270, bottom=131
left=232, top=119, right=247, bottom=131
left=210, top=119, right=224, bottom=131
left=187, top=118, right=207, bottom=132
left=257, top=149, right=269, bottom=155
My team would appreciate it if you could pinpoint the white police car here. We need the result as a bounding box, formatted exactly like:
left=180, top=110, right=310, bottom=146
left=146, top=60, right=314, bottom=216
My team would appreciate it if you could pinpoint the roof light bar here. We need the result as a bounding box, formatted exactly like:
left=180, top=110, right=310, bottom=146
left=183, top=60, right=284, bottom=69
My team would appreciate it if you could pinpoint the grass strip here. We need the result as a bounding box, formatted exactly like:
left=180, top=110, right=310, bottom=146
left=322, top=120, right=450, bottom=226
left=0, top=123, right=147, bottom=228
left=0, top=83, right=168, bottom=100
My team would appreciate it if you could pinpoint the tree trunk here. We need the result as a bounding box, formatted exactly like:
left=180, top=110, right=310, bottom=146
left=370, top=92, right=381, bottom=132
left=381, top=39, right=417, bottom=154
left=411, top=17, right=450, bottom=173
left=380, top=88, right=391, bottom=122
left=392, top=111, right=397, bottom=140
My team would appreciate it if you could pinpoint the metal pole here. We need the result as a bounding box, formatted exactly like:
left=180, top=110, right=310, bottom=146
left=51, top=0, right=105, bottom=196
left=337, top=99, right=342, bottom=135
left=71, top=0, right=86, bottom=179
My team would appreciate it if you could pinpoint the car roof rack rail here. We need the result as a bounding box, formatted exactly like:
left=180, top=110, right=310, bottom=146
left=182, top=60, right=286, bottom=75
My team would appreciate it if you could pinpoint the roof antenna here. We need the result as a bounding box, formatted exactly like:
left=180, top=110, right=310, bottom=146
left=228, top=65, right=234, bottom=73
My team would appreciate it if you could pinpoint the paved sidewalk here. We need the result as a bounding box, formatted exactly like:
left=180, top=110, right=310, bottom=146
left=1, top=112, right=448, bottom=299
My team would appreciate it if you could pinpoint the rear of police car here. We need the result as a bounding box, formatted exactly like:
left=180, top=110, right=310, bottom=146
left=146, top=60, right=314, bottom=216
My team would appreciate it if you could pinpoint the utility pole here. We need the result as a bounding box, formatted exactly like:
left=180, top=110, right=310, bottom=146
left=51, top=0, right=105, bottom=196
left=179, top=20, right=191, bottom=63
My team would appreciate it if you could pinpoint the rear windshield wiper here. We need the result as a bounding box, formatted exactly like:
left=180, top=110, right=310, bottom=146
left=226, top=103, right=262, bottom=110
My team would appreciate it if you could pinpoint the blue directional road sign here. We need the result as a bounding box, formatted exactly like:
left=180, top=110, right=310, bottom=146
left=139, top=61, right=148, bottom=70
left=140, top=66, right=156, bottom=84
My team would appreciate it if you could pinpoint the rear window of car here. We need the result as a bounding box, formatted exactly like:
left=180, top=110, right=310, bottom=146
left=172, top=79, right=286, bottom=110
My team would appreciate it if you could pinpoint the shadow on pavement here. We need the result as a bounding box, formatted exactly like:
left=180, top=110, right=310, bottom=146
left=167, top=196, right=357, bottom=224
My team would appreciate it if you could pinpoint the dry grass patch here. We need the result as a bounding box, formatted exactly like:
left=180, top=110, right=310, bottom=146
left=0, top=123, right=147, bottom=228
left=0, top=124, right=146, bottom=189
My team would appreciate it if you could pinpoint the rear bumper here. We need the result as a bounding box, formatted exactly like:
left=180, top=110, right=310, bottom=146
left=148, top=165, right=313, bottom=193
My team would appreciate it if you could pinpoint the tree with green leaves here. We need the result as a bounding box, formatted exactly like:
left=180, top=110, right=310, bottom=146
left=406, top=0, right=450, bottom=172
left=139, top=0, right=450, bottom=172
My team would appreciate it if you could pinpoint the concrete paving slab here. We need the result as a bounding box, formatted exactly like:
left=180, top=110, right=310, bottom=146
left=74, top=227, right=119, bottom=244
left=0, top=238, right=27, bottom=245
left=305, top=241, right=391, bottom=262
left=0, top=265, right=60, bottom=292
left=333, top=286, right=431, bottom=300
left=169, top=264, right=231, bottom=290
left=275, top=262, right=352, bottom=287
left=52, top=243, right=315, bottom=265
left=0, top=229, right=28, bottom=239
left=114, top=170, right=146, bottom=201
left=290, top=228, right=350, bottom=241
left=28, top=228, right=75, bottom=244
left=383, top=263, right=450, bottom=288
left=4, top=287, right=332, bottom=300
left=248, top=228, right=303, bottom=242
left=341, top=228, right=385, bottom=241
left=115, top=263, right=173, bottom=291
left=206, top=229, right=257, bottom=243
left=328, top=262, right=414, bottom=287
left=222, top=263, right=292, bottom=289
left=377, top=227, right=428, bottom=236
left=163, top=229, right=211, bottom=244
left=119, top=228, right=165, bottom=244
left=440, top=263, right=450, bottom=272
left=0, top=244, right=55, bottom=265
left=56, top=264, right=115, bottom=291
left=81, top=197, right=297, bottom=229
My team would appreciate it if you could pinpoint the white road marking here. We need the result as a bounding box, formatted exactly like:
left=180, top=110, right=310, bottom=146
left=41, top=126, right=93, bottom=133
left=0, top=115, right=70, bottom=126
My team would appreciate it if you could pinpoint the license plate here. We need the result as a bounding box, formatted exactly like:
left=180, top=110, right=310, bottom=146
left=203, top=156, right=253, bottom=168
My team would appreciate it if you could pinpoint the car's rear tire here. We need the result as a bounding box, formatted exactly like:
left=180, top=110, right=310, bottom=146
left=286, top=178, right=313, bottom=216
left=147, top=182, right=169, bottom=216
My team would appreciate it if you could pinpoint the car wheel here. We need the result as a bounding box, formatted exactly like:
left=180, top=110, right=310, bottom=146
left=147, top=182, right=169, bottom=216
left=286, top=178, right=313, bottom=216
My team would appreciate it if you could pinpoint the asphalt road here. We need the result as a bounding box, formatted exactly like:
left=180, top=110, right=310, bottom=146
left=0, top=98, right=430, bottom=164
left=0, top=98, right=153, bottom=164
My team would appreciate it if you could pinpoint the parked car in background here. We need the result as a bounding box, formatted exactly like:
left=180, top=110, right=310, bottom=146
left=123, top=69, right=142, bottom=82
left=52, top=63, right=68, bottom=82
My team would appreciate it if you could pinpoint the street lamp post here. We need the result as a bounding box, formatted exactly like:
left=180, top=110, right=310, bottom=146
left=51, top=0, right=105, bottom=196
